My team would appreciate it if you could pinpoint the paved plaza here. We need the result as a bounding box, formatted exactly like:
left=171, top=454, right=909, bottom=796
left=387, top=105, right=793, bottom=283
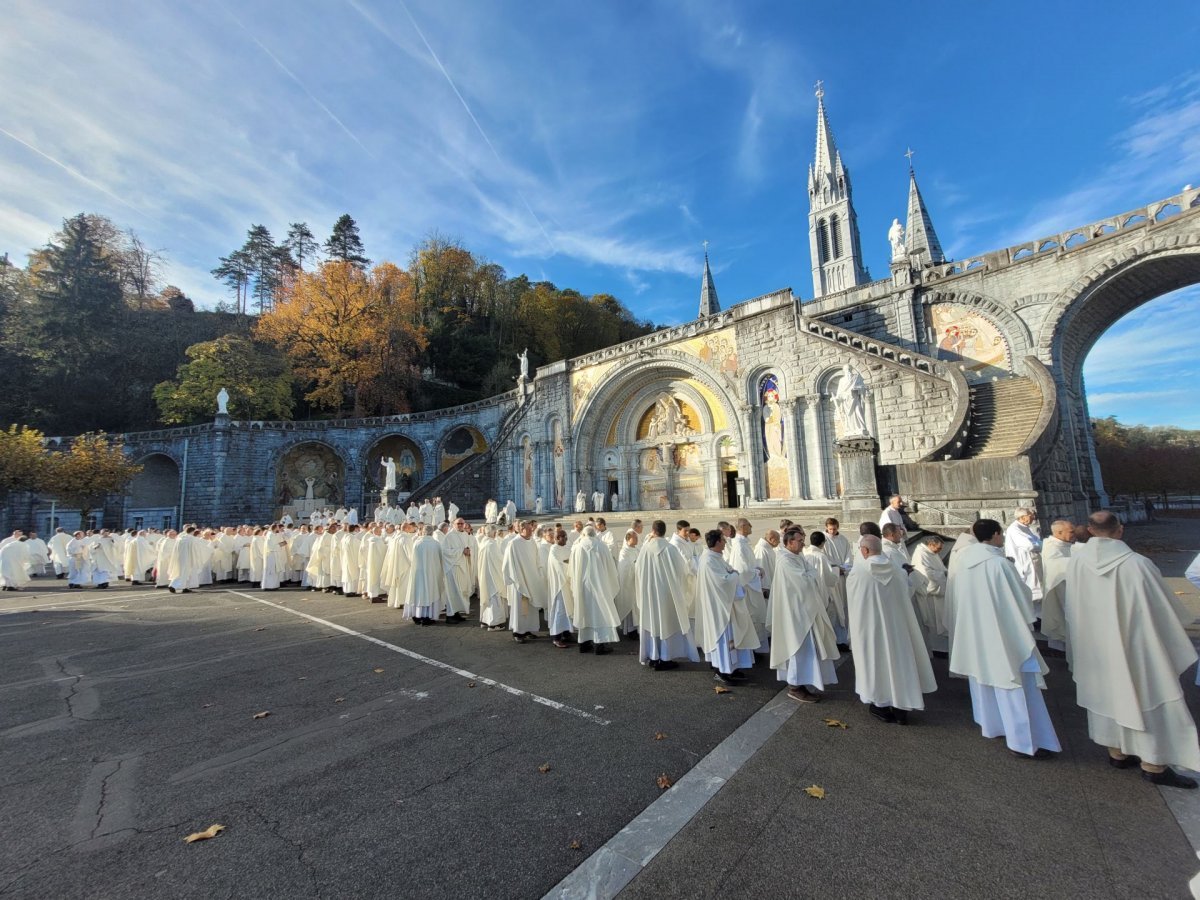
left=2, top=515, right=1199, bottom=899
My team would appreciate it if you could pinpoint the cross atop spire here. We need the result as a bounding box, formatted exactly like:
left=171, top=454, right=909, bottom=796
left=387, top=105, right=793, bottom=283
left=814, top=79, right=824, bottom=100
left=904, top=147, right=915, bottom=168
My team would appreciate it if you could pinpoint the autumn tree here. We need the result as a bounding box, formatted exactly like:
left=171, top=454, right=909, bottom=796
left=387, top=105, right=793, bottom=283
left=255, top=260, right=426, bottom=417
left=0, top=425, right=50, bottom=498
left=325, top=214, right=370, bottom=269
left=153, top=334, right=294, bottom=425
left=47, top=433, right=142, bottom=526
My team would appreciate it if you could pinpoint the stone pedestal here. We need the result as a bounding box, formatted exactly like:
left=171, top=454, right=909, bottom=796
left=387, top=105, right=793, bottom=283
left=836, top=435, right=880, bottom=518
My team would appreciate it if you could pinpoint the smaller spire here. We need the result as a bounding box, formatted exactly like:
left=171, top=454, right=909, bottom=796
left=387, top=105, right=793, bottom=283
left=812, top=80, right=838, bottom=179
left=699, top=242, right=720, bottom=318
left=905, top=164, right=945, bottom=266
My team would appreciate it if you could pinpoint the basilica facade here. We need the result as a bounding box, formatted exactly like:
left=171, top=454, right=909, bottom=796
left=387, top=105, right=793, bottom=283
left=65, top=90, right=1200, bottom=534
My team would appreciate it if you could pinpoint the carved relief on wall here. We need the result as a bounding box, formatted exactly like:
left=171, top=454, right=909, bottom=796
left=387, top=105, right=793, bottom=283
left=636, top=394, right=700, bottom=440
left=277, top=443, right=345, bottom=507
left=675, top=326, right=739, bottom=375
left=928, top=303, right=1011, bottom=374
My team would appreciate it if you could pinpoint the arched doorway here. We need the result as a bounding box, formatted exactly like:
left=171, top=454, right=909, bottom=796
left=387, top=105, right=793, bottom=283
left=573, top=359, right=743, bottom=511
left=127, top=453, right=181, bottom=530
left=275, top=442, right=346, bottom=519
left=363, top=434, right=424, bottom=506
left=440, top=426, right=488, bottom=472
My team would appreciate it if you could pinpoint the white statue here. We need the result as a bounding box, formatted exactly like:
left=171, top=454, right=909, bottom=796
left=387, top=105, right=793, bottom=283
left=888, top=218, right=906, bottom=261
left=216, top=387, right=230, bottom=415
left=381, top=456, right=397, bottom=492
left=518, top=348, right=530, bottom=381
left=304, top=476, right=316, bottom=501
left=834, top=364, right=870, bottom=436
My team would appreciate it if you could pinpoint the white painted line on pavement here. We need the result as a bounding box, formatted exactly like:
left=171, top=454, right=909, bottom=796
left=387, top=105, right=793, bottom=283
left=545, top=655, right=851, bottom=899
left=226, top=589, right=611, bottom=726
left=0, top=591, right=169, bottom=614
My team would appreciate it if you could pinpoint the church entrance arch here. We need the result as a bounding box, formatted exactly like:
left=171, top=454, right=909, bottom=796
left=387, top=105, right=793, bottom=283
left=275, top=441, right=346, bottom=518
left=1041, top=245, right=1200, bottom=514
left=573, top=359, right=743, bottom=511
left=127, top=453, right=180, bottom=530
left=363, top=434, right=423, bottom=506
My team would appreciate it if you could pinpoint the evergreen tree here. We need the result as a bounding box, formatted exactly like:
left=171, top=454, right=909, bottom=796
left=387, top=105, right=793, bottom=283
left=285, top=222, right=318, bottom=271
left=324, top=214, right=370, bottom=269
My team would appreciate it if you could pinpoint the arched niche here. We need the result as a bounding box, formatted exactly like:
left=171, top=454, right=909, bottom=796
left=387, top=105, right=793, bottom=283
left=440, top=425, right=488, bottom=472
left=364, top=434, right=423, bottom=496
left=129, top=453, right=181, bottom=510
left=276, top=441, right=346, bottom=508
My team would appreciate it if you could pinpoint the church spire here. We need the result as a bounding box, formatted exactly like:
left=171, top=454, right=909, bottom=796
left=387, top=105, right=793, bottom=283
left=806, top=83, right=868, bottom=298
left=904, top=162, right=945, bottom=266
left=699, top=242, right=720, bottom=317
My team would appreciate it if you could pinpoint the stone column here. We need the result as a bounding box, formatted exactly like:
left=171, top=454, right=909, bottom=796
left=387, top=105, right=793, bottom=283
left=211, top=413, right=230, bottom=523
left=738, top=405, right=760, bottom=503
left=701, top=455, right=722, bottom=510
left=806, top=394, right=831, bottom=500
left=835, top=436, right=880, bottom=519
left=625, top=454, right=641, bottom=510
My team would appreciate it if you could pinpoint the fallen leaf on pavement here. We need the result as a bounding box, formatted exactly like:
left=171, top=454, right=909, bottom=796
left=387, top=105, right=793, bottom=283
left=252, top=711, right=270, bottom=719
left=334, top=697, right=345, bottom=703
left=804, top=785, right=826, bottom=800
left=567, top=839, right=582, bottom=851
left=714, top=685, right=730, bottom=694
left=254, top=627, right=266, bottom=632
left=202, top=703, right=213, bottom=709
left=183, top=824, right=226, bottom=843
left=823, top=718, right=849, bottom=729
left=538, top=763, right=551, bottom=774
left=656, top=773, right=674, bottom=790
left=467, top=682, right=476, bottom=688
left=654, top=732, right=667, bottom=741
left=373, top=668, right=384, bottom=674
left=1176, top=591, right=1188, bottom=596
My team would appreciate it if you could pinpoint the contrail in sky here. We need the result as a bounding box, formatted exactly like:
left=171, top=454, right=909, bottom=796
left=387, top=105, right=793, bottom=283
left=347, top=0, right=558, bottom=253
left=217, top=2, right=376, bottom=161
left=0, top=125, right=164, bottom=226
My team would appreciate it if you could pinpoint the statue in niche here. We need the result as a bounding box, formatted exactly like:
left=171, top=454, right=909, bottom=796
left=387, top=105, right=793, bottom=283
left=304, top=477, right=316, bottom=501
left=381, top=456, right=398, bottom=491
left=888, top=218, right=906, bottom=261
left=834, top=364, right=870, bottom=437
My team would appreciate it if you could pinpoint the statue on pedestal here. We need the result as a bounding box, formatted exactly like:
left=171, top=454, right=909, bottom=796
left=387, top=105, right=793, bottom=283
left=517, top=348, right=530, bottom=382
left=216, top=387, right=229, bottom=415
left=381, top=456, right=398, bottom=492
left=304, top=476, right=316, bottom=501
left=834, top=364, right=870, bottom=437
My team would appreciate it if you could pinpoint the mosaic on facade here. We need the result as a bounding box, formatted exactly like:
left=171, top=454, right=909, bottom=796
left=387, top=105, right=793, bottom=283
left=570, top=361, right=615, bottom=422
left=928, top=304, right=1011, bottom=374
left=759, top=374, right=791, bottom=499
left=276, top=442, right=345, bottom=510
left=440, top=426, right=488, bottom=472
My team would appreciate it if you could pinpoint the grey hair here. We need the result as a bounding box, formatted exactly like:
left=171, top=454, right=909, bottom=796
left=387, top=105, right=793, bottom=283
left=422, top=525, right=435, bottom=536
left=582, top=525, right=597, bottom=538
left=1014, top=507, right=1036, bottom=519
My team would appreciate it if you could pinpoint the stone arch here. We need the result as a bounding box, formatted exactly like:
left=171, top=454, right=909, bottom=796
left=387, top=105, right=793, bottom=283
left=920, top=289, right=1033, bottom=374
left=1038, top=235, right=1200, bottom=389
left=272, top=440, right=349, bottom=509
left=363, top=433, right=424, bottom=497
left=128, top=452, right=181, bottom=513
left=438, top=424, right=489, bottom=472
left=573, top=354, right=744, bottom=510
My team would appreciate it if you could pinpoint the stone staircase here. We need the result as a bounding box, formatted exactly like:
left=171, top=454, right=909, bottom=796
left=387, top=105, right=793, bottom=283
left=961, top=377, right=1045, bottom=459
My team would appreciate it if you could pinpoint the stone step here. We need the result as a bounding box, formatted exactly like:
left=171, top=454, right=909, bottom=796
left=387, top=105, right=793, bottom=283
left=961, top=376, right=1045, bottom=459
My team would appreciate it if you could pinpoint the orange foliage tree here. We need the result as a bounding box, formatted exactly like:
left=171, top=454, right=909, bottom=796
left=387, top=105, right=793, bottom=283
left=255, top=261, right=427, bottom=417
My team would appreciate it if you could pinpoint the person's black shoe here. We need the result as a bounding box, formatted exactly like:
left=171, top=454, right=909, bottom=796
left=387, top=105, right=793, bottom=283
left=167, top=586, right=175, bottom=593
left=579, top=641, right=595, bottom=653
left=1109, top=754, right=1142, bottom=769
left=787, top=686, right=819, bottom=703
left=181, top=589, right=193, bottom=594
left=624, top=631, right=639, bottom=641
left=1143, top=767, right=1198, bottom=789
left=893, top=708, right=909, bottom=725
left=931, top=650, right=949, bottom=659
left=446, top=613, right=466, bottom=623
left=513, top=633, right=528, bottom=643
left=56, top=573, right=65, bottom=579
left=728, top=669, right=749, bottom=681
left=1009, top=748, right=1054, bottom=760
left=870, top=705, right=897, bottom=724
left=595, top=643, right=613, bottom=655
left=95, top=583, right=109, bottom=589
left=651, top=660, right=680, bottom=671
left=714, top=672, right=737, bottom=686
left=837, top=643, right=851, bottom=653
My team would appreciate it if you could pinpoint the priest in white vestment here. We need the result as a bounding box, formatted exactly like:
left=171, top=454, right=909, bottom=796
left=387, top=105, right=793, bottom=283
left=595, top=518, right=617, bottom=558
left=753, top=530, right=779, bottom=601
left=25, top=533, right=49, bottom=577
left=614, top=530, right=639, bottom=635
left=1004, top=508, right=1043, bottom=614
left=384, top=525, right=416, bottom=608
left=49, top=528, right=72, bottom=578
left=545, top=530, right=573, bottom=646
left=405, top=526, right=446, bottom=624
left=503, top=521, right=546, bottom=642
left=574, top=491, right=587, bottom=514
left=805, top=532, right=848, bottom=646
left=910, top=537, right=949, bottom=653
left=166, top=528, right=202, bottom=593
left=695, top=530, right=760, bottom=684
left=0, top=537, right=31, bottom=591
left=948, top=519, right=1060, bottom=759
left=362, top=527, right=387, bottom=601
left=878, top=495, right=907, bottom=542
left=668, top=521, right=699, bottom=636
left=484, top=499, right=499, bottom=525
left=591, top=490, right=604, bottom=513
left=728, top=519, right=770, bottom=653
left=771, top=528, right=840, bottom=701
left=1039, top=519, right=1075, bottom=655
left=821, top=519, right=854, bottom=572
left=440, top=521, right=472, bottom=621
left=154, top=533, right=174, bottom=587
left=123, top=531, right=157, bottom=584
left=503, top=499, right=517, bottom=527
left=66, top=531, right=92, bottom=588
left=477, top=526, right=507, bottom=628
left=567, top=526, right=621, bottom=653
left=846, top=536, right=937, bottom=724
left=635, top=520, right=698, bottom=670
left=89, top=531, right=119, bottom=588
left=1067, top=511, right=1200, bottom=788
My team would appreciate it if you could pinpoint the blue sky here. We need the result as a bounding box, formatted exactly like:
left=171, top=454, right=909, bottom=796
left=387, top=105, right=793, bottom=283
left=2, top=1, right=1198, bottom=426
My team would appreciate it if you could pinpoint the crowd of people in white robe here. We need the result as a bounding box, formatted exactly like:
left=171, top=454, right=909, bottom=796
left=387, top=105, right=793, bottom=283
left=2, top=491, right=1198, bottom=789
